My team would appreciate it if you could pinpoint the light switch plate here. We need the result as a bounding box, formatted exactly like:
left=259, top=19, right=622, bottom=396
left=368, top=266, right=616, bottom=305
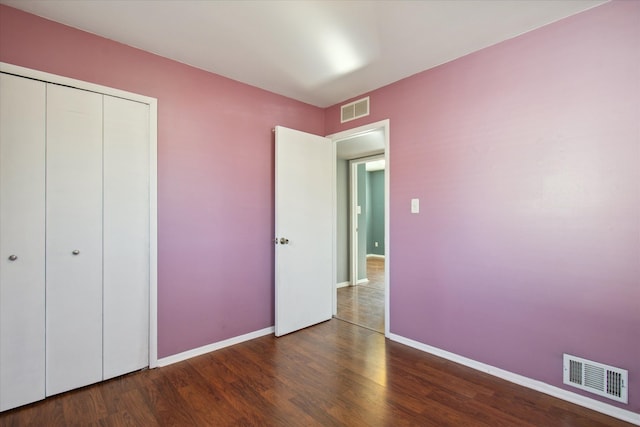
left=411, top=198, right=419, bottom=213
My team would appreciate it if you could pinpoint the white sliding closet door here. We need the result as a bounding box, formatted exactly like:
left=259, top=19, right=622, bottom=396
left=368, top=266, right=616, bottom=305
left=103, top=96, right=150, bottom=379
left=46, top=84, right=103, bottom=396
left=0, top=74, right=46, bottom=411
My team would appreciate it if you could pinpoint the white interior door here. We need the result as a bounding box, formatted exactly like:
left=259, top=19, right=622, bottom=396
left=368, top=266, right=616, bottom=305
left=275, top=126, right=333, bottom=336
left=46, top=84, right=103, bottom=396
left=103, top=95, right=150, bottom=379
left=0, top=73, right=46, bottom=411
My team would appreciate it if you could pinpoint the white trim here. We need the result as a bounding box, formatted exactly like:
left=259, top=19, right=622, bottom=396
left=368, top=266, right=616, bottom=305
left=1, top=62, right=159, bottom=369
left=356, top=278, right=370, bottom=284
left=349, top=154, right=384, bottom=288
left=0, top=63, right=156, bottom=105
left=350, top=159, right=359, bottom=287
left=366, top=254, right=385, bottom=259
left=331, top=134, right=338, bottom=326
left=329, top=119, right=390, bottom=338
left=147, top=98, right=158, bottom=369
left=336, top=281, right=350, bottom=289
left=157, top=327, right=275, bottom=367
left=388, top=333, right=640, bottom=426
left=331, top=135, right=338, bottom=317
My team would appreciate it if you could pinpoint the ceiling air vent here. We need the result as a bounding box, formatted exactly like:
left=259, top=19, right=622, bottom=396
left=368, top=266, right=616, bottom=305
left=341, top=97, right=370, bottom=123
left=563, top=354, right=628, bottom=404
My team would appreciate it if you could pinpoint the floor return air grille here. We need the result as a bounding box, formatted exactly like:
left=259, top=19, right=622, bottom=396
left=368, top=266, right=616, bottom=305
left=563, top=354, right=628, bottom=404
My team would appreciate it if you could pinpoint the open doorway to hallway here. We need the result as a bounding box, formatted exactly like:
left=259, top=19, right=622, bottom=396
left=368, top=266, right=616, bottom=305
left=336, top=255, right=385, bottom=332
left=332, top=122, right=388, bottom=334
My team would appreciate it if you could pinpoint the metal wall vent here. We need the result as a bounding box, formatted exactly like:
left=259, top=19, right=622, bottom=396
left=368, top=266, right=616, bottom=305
left=563, top=354, right=628, bottom=403
left=341, top=97, right=370, bottom=123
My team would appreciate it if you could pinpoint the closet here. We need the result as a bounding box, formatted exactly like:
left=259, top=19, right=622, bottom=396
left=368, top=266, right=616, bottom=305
left=0, top=69, right=154, bottom=411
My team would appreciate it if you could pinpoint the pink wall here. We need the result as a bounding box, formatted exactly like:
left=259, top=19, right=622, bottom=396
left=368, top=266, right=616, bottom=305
left=326, top=0, right=639, bottom=412
left=0, top=5, right=324, bottom=358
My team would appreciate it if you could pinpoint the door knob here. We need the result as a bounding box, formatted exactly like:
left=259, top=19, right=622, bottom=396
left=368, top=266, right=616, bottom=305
left=8, top=254, right=17, bottom=261
left=72, top=250, right=80, bottom=255
left=279, top=237, right=289, bottom=245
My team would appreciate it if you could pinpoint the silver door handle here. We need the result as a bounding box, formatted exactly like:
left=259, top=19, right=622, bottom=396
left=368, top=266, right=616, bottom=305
left=279, top=237, right=289, bottom=245
left=8, top=254, right=17, bottom=261
left=72, top=250, right=80, bottom=255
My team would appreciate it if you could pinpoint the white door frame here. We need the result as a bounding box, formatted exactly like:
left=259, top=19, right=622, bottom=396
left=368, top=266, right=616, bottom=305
left=349, top=154, right=385, bottom=288
left=0, top=62, right=159, bottom=368
left=328, top=119, right=390, bottom=337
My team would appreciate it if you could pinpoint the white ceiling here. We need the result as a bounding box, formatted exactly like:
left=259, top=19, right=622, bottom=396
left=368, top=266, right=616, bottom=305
left=336, top=129, right=385, bottom=160
left=1, top=0, right=607, bottom=107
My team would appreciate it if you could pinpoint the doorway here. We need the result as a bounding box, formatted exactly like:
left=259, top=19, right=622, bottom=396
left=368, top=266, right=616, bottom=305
left=339, top=156, right=385, bottom=332
left=330, top=120, right=389, bottom=336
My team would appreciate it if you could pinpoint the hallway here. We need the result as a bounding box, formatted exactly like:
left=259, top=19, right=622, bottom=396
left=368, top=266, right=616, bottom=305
left=336, top=257, right=384, bottom=333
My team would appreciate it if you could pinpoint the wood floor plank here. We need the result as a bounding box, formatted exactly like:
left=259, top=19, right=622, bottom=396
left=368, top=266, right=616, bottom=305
left=61, top=385, right=108, bottom=426
left=1, top=319, right=634, bottom=426
left=336, top=257, right=385, bottom=332
left=145, top=373, right=202, bottom=425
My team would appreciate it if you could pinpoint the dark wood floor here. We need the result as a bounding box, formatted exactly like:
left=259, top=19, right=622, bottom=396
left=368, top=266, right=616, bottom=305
left=1, top=319, right=632, bottom=426
left=336, top=257, right=385, bottom=332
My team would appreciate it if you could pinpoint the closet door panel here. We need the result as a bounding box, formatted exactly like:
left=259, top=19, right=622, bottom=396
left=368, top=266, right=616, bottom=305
left=46, top=84, right=103, bottom=396
left=0, top=74, right=46, bottom=411
left=103, top=96, right=149, bottom=379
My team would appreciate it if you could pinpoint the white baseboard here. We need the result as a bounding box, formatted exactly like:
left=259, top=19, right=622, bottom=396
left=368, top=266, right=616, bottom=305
left=157, top=326, right=274, bottom=367
left=356, top=278, right=369, bottom=284
left=388, top=333, right=640, bottom=426
left=337, top=281, right=350, bottom=288
left=366, top=254, right=385, bottom=259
